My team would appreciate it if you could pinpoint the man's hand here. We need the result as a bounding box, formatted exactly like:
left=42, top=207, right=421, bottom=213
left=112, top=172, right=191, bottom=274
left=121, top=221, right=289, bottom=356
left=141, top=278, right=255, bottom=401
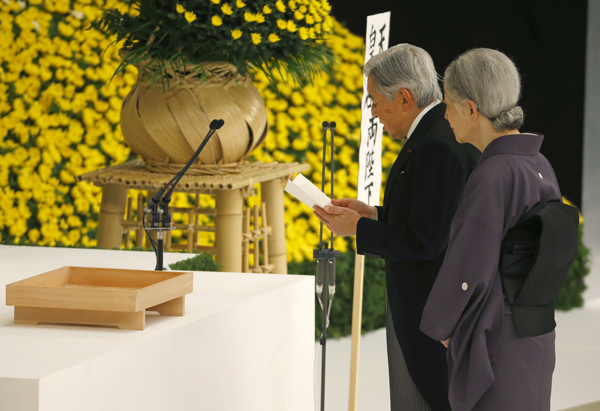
left=441, top=338, right=451, bottom=348
left=331, top=198, right=378, bottom=220
left=313, top=204, right=362, bottom=236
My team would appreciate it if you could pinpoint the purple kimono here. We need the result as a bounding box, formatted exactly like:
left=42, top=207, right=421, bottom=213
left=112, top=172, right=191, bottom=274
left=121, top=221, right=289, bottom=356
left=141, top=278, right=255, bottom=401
left=420, top=134, right=560, bottom=410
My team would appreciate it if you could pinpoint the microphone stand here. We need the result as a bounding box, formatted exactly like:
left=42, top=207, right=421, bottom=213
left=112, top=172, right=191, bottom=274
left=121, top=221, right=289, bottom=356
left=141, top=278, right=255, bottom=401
left=314, top=121, right=340, bottom=411
left=143, top=119, right=225, bottom=271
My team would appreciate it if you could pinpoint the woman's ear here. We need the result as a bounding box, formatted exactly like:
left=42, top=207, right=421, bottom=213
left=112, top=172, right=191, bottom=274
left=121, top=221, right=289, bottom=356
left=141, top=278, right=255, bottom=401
left=466, top=99, right=479, bottom=122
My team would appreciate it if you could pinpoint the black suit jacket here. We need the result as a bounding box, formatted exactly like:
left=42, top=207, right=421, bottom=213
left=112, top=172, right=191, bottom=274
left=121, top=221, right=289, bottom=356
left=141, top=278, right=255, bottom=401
left=356, top=103, right=480, bottom=411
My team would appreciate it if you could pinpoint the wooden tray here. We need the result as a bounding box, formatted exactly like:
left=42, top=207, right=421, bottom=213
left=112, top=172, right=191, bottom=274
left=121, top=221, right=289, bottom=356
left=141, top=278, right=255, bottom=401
left=5, top=266, right=193, bottom=330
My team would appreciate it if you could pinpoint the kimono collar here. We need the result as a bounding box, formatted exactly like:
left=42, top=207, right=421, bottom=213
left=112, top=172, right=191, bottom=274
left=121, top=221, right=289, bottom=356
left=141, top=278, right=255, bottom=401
left=479, top=133, right=544, bottom=164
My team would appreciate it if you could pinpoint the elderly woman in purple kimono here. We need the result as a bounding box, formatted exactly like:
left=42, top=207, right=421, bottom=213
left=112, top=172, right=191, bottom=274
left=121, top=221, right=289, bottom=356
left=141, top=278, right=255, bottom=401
left=420, top=48, right=560, bottom=410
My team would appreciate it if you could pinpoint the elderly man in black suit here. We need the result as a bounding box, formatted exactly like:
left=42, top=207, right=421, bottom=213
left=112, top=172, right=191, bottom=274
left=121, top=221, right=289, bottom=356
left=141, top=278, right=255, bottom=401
left=313, top=44, right=480, bottom=410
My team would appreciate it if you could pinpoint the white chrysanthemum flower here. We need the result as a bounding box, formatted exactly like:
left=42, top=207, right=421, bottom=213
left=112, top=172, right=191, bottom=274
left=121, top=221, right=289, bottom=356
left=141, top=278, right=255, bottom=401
left=70, top=10, right=85, bottom=20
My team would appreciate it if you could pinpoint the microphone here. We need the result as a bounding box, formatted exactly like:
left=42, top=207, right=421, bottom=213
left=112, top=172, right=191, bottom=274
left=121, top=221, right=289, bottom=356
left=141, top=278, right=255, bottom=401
left=144, top=119, right=224, bottom=215
left=158, top=119, right=224, bottom=211
left=143, top=119, right=225, bottom=271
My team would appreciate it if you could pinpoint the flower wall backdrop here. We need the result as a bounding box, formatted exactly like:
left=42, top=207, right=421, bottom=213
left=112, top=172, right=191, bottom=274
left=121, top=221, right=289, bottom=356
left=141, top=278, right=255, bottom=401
left=0, top=0, right=401, bottom=260
left=0, top=0, right=136, bottom=247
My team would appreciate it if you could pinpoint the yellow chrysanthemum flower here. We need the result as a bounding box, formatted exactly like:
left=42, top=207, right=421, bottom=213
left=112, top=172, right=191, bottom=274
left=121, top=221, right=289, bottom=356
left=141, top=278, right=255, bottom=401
left=28, top=228, right=41, bottom=243
left=288, top=0, right=298, bottom=11
left=286, top=20, right=298, bottom=32
left=244, top=12, right=255, bottom=22
left=322, top=17, right=332, bottom=32
left=268, top=33, right=280, bottom=43
left=255, top=13, right=265, bottom=23
left=57, top=21, right=75, bottom=37
left=276, top=19, right=287, bottom=30
left=184, top=11, right=197, bottom=23
left=176, top=4, right=185, bottom=14
left=221, top=3, right=233, bottom=15
left=236, top=0, right=246, bottom=8
left=231, top=29, right=242, bottom=39
left=275, top=0, right=286, bottom=12
left=306, top=14, right=314, bottom=25
left=251, top=32, right=262, bottom=44
left=210, top=0, right=220, bottom=4
left=211, top=15, right=222, bottom=26
left=263, top=5, right=272, bottom=14
left=298, top=27, right=309, bottom=40
left=294, top=11, right=304, bottom=20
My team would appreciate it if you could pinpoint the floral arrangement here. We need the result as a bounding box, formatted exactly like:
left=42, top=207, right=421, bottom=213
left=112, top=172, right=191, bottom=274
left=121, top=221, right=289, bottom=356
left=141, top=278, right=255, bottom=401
left=93, top=0, right=336, bottom=86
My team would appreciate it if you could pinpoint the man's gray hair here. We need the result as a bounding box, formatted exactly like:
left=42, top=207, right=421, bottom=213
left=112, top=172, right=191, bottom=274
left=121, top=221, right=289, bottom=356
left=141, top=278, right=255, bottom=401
left=444, top=48, right=524, bottom=131
left=364, top=43, right=442, bottom=108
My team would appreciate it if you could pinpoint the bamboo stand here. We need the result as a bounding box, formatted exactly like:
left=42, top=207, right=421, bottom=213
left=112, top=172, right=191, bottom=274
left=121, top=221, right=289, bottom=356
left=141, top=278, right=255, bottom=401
left=79, top=160, right=308, bottom=273
left=97, top=184, right=128, bottom=249
left=261, top=178, right=287, bottom=274
left=215, top=189, right=244, bottom=272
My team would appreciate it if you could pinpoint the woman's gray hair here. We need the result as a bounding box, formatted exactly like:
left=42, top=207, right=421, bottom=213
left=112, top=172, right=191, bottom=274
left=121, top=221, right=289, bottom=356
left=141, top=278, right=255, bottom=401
left=364, top=43, right=442, bottom=108
left=444, top=48, right=524, bottom=131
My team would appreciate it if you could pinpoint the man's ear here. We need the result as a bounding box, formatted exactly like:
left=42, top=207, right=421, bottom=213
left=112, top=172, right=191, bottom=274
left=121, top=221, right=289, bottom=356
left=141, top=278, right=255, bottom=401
left=398, top=88, right=414, bottom=111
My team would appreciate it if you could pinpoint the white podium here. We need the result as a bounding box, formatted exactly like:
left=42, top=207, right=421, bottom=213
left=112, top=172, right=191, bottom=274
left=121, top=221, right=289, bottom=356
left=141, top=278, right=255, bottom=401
left=0, top=245, right=315, bottom=411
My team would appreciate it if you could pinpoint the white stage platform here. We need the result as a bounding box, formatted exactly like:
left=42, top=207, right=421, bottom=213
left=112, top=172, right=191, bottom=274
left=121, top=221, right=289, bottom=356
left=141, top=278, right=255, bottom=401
left=2, top=244, right=598, bottom=411
left=0, top=245, right=315, bottom=411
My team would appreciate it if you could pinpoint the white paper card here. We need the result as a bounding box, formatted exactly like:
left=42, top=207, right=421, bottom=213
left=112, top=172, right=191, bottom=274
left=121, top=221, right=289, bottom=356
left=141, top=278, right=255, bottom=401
left=284, top=173, right=332, bottom=209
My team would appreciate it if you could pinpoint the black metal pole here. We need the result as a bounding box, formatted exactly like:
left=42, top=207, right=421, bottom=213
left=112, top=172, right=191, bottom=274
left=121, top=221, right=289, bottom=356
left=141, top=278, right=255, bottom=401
left=156, top=232, right=164, bottom=271
left=314, top=121, right=340, bottom=411
left=319, top=121, right=329, bottom=247
left=320, top=120, right=329, bottom=411
left=329, top=122, right=336, bottom=249
left=320, top=265, right=329, bottom=411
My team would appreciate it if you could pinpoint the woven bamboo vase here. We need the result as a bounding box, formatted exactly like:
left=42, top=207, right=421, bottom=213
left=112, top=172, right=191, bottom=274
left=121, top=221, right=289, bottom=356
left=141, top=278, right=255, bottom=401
left=120, top=62, right=269, bottom=173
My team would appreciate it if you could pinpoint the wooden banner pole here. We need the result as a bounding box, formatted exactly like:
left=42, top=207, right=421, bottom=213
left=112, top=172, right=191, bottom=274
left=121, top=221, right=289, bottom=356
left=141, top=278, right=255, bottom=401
left=348, top=252, right=366, bottom=410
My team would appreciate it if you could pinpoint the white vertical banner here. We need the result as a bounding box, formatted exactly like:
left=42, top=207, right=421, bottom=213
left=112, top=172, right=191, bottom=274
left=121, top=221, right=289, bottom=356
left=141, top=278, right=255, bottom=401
left=357, top=12, right=390, bottom=206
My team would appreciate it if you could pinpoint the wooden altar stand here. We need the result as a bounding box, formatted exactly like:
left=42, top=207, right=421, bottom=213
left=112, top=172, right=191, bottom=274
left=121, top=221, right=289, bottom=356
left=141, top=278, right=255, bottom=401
left=77, top=160, right=309, bottom=274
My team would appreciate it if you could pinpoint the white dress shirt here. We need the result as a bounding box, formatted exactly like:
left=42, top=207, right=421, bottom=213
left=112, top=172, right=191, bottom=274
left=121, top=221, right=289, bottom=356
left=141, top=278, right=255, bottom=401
left=406, top=99, right=442, bottom=141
